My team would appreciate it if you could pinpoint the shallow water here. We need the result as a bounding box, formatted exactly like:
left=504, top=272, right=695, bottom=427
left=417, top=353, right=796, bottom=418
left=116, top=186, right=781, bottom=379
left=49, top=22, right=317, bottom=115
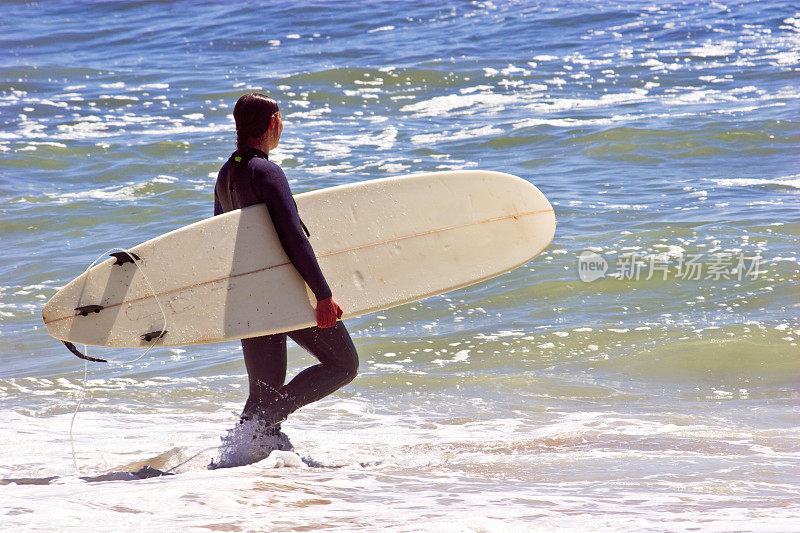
left=1, top=0, right=799, bottom=531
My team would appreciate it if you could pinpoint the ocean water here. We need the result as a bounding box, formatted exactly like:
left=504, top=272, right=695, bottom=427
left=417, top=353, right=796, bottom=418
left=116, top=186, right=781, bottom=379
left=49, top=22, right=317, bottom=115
left=1, top=0, right=799, bottom=530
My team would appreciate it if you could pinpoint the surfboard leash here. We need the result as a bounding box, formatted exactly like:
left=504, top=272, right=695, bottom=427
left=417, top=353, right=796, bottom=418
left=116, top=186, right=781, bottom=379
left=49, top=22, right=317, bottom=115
left=69, top=358, right=88, bottom=475
left=63, top=247, right=169, bottom=364
left=68, top=247, right=170, bottom=475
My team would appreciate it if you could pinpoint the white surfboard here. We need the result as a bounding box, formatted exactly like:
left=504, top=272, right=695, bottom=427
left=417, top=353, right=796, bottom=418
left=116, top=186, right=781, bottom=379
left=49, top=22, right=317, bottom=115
left=42, top=171, right=555, bottom=349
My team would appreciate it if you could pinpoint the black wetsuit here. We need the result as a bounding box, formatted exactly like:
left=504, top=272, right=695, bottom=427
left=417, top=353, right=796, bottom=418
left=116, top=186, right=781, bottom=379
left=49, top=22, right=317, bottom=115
left=214, top=148, right=358, bottom=425
left=214, top=147, right=331, bottom=301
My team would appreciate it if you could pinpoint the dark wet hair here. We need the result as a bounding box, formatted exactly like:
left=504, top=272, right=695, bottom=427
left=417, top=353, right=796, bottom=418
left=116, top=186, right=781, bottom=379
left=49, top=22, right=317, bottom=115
left=233, top=92, right=279, bottom=152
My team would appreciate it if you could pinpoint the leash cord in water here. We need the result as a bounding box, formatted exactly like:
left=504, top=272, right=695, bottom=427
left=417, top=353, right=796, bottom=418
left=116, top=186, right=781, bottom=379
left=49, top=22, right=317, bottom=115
left=69, top=247, right=169, bottom=475
left=163, top=446, right=220, bottom=474
left=69, top=358, right=88, bottom=475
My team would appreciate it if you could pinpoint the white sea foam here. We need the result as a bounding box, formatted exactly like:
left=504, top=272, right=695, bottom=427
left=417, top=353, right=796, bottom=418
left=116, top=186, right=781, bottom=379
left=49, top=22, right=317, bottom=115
left=400, top=92, right=526, bottom=117
left=44, top=184, right=143, bottom=202
left=431, top=349, right=471, bottom=365
left=767, top=51, right=800, bottom=66
left=377, top=160, right=408, bottom=173
left=96, top=94, right=139, bottom=102
left=689, top=42, right=737, bottom=57
left=709, top=174, right=800, bottom=189
left=368, top=25, right=395, bottom=33
left=525, top=89, right=650, bottom=113
left=512, top=116, right=615, bottom=128
left=410, top=125, right=502, bottom=145
left=460, top=85, right=497, bottom=94
left=289, top=106, right=330, bottom=119
left=311, top=126, right=397, bottom=158
left=43, top=175, right=180, bottom=204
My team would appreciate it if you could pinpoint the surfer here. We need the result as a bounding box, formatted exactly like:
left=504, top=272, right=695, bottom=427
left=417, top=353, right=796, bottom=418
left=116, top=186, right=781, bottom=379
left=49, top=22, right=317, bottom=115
left=214, top=93, right=359, bottom=433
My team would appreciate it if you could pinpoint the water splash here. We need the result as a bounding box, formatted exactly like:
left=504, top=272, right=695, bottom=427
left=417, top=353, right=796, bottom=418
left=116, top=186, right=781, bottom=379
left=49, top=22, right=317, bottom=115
left=209, top=417, right=298, bottom=470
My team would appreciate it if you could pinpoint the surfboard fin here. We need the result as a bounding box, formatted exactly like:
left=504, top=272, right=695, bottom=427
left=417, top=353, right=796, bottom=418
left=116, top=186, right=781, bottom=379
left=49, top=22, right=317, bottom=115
left=62, top=341, right=107, bottom=363
left=75, top=304, right=104, bottom=316
left=110, top=252, right=140, bottom=265
left=141, top=330, right=167, bottom=342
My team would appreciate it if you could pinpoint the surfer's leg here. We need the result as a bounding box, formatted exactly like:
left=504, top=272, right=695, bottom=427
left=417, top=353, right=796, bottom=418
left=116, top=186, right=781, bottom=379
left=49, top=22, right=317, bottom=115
left=240, top=334, right=288, bottom=420
left=265, top=322, right=358, bottom=423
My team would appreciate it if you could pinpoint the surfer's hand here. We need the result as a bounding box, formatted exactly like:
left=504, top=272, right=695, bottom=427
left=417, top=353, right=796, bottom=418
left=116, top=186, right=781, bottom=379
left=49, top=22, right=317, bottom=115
left=316, top=297, right=343, bottom=328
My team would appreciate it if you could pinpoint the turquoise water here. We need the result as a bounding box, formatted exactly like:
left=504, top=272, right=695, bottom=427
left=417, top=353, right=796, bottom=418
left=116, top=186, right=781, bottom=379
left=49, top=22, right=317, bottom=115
left=1, top=1, right=799, bottom=530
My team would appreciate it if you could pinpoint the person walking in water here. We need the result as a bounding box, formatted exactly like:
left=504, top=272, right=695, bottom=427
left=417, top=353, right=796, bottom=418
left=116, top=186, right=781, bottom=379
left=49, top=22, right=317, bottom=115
left=214, top=92, right=359, bottom=437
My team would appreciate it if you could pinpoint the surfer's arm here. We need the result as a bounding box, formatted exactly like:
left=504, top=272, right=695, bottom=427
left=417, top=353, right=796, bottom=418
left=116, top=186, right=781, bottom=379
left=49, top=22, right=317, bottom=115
left=257, top=165, right=333, bottom=302
left=213, top=170, right=224, bottom=216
